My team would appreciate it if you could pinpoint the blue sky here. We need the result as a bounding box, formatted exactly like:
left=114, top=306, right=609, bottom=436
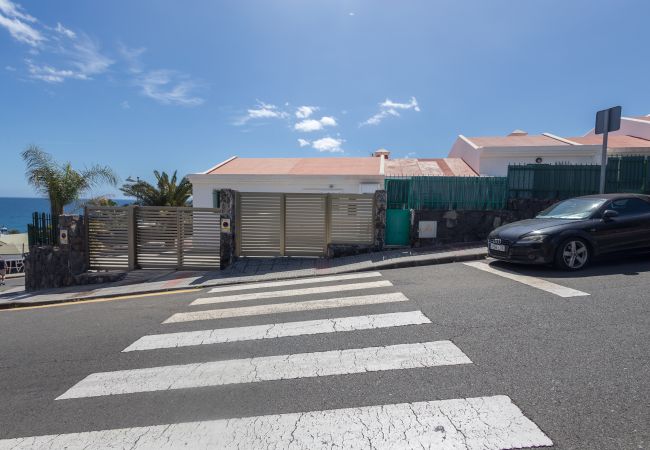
left=1, top=0, right=648, bottom=197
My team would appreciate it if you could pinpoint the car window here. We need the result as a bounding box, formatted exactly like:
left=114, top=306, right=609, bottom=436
left=608, top=198, right=650, bottom=216
left=536, top=198, right=606, bottom=219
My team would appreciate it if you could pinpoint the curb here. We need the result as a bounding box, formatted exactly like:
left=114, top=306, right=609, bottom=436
left=0, top=250, right=487, bottom=310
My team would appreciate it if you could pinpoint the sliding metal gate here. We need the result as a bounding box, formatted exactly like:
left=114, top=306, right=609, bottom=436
left=238, top=194, right=283, bottom=257
left=87, top=207, right=130, bottom=269
left=86, top=206, right=221, bottom=270
left=237, top=193, right=374, bottom=257
left=285, top=194, right=327, bottom=256
left=329, top=195, right=374, bottom=245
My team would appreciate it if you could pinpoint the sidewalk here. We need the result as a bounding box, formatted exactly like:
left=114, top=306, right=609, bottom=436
left=0, top=244, right=487, bottom=308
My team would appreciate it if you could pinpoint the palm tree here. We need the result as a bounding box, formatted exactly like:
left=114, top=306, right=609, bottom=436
left=22, top=145, right=118, bottom=217
left=120, top=170, right=192, bottom=206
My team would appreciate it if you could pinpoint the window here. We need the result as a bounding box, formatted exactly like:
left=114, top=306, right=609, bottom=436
left=212, top=190, right=221, bottom=209
left=536, top=198, right=606, bottom=219
left=608, top=198, right=650, bottom=216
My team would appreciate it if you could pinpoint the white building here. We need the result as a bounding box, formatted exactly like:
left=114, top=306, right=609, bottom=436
left=449, top=119, right=650, bottom=176
left=583, top=115, right=650, bottom=146
left=189, top=153, right=475, bottom=208
left=189, top=156, right=385, bottom=208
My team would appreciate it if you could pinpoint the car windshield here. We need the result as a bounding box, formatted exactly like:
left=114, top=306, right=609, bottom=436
left=536, top=198, right=606, bottom=220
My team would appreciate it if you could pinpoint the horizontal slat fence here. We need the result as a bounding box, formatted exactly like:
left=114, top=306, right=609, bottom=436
left=329, top=195, right=374, bottom=245
left=179, top=209, right=221, bottom=269
left=87, top=207, right=130, bottom=269
left=86, top=206, right=221, bottom=270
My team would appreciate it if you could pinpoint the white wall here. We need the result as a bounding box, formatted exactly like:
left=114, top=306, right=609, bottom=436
left=480, top=153, right=599, bottom=176
left=448, top=139, right=601, bottom=176
left=448, top=137, right=481, bottom=174
left=189, top=174, right=384, bottom=208
left=585, top=117, right=650, bottom=140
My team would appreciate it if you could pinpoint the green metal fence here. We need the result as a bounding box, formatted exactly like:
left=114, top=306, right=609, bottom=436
left=385, top=176, right=508, bottom=210
left=508, top=156, right=650, bottom=200
left=385, top=156, right=650, bottom=211
left=27, top=212, right=59, bottom=246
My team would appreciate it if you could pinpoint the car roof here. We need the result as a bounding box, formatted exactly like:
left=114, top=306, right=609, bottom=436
left=577, top=193, right=650, bottom=201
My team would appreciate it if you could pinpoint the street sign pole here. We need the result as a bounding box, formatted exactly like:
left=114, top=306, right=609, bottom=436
left=594, top=106, right=622, bottom=194
left=599, top=114, right=609, bottom=194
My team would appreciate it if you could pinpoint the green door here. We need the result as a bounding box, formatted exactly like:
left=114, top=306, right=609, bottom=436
left=385, top=209, right=410, bottom=246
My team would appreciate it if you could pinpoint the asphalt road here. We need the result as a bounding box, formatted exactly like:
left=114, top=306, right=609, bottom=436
left=0, top=255, right=648, bottom=449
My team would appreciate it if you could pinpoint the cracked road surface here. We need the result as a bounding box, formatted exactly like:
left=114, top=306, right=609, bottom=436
left=0, top=259, right=648, bottom=448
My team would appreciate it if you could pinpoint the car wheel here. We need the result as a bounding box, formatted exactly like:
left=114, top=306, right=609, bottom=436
left=555, top=238, right=590, bottom=270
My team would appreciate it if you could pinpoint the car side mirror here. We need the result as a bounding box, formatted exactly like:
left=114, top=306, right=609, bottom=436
left=602, top=209, right=619, bottom=221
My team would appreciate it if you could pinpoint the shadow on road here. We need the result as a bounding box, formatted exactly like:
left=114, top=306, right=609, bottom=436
left=487, top=252, right=650, bottom=279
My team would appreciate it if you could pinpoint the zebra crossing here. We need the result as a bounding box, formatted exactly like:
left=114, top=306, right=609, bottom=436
left=0, top=271, right=553, bottom=449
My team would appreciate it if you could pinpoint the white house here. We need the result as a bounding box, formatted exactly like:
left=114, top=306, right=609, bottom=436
left=583, top=114, right=650, bottom=147
left=449, top=120, right=650, bottom=176
left=189, top=152, right=476, bottom=208
left=189, top=155, right=385, bottom=208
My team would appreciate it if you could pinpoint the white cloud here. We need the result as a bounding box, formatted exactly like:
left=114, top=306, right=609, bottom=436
left=294, top=119, right=322, bottom=132
left=5, top=65, right=16, bottom=71
left=294, top=116, right=337, bottom=132
left=236, top=101, right=289, bottom=125
left=118, top=43, right=145, bottom=74
left=1, top=1, right=202, bottom=106
left=248, top=102, right=285, bottom=119
left=137, top=70, right=204, bottom=106
left=320, top=116, right=337, bottom=126
left=0, top=0, right=35, bottom=22
left=297, top=138, right=310, bottom=147
left=296, top=105, right=317, bottom=119
left=121, top=100, right=130, bottom=109
left=66, top=34, right=113, bottom=77
left=0, top=1, right=113, bottom=82
left=26, top=59, right=88, bottom=83
left=381, top=97, right=420, bottom=111
left=54, top=22, right=75, bottom=39
left=118, top=44, right=204, bottom=107
left=0, top=11, right=44, bottom=46
left=312, top=137, right=344, bottom=153
left=361, top=96, right=420, bottom=126
left=23, top=34, right=113, bottom=83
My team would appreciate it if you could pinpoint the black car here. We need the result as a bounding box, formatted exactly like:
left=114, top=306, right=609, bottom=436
left=487, top=194, right=650, bottom=270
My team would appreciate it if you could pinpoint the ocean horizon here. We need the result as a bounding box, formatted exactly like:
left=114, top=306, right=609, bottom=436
left=0, top=197, right=132, bottom=233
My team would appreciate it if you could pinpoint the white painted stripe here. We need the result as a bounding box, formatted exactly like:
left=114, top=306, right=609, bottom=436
left=57, top=341, right=471, bottom=399
left=208, top=272, right=383, bottom=294
left=2, top=395, right=553, bottom=449
left=192, top=280, right=394, bottom=306
left=164, top=292, right=409, bottom=324
left=464, top=261, right=590, bottom=298
left=124, top=311, right=431, bottom=352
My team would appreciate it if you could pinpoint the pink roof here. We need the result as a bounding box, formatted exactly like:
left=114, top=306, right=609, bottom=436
left=208, top=157, right=381, bottom=176
left=467, top=135, right=568, bottom=147
left=384, top=158, right=477, bottom=177
left=633, top=116, right=650, bottom=122
left=568, top=135, right=650, bottom=148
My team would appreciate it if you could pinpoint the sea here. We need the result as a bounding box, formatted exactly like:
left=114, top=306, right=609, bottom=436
left=0, top=197, right=132, bottom=233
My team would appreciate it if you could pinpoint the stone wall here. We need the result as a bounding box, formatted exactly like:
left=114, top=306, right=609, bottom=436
left=218, top=189, right=237, bottom=269
left=373, top=190, right=387, bottom=250
left=25, top=215, right=90, bottom=291
left=410, top=198, right=556, bottom=247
